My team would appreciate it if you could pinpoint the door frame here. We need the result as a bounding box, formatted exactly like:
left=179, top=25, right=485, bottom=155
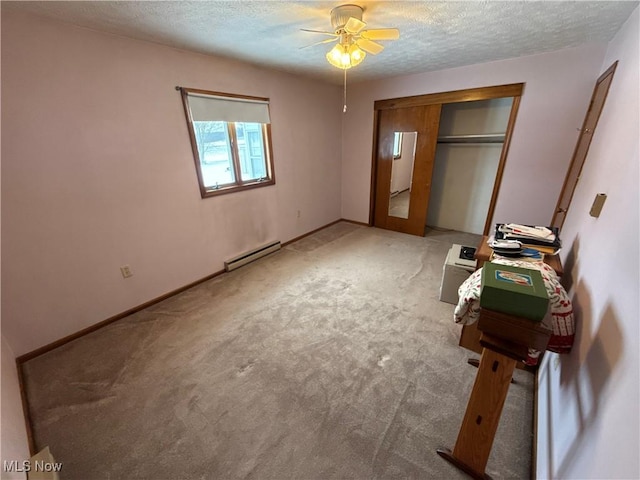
left=369, top=83, right=524, bottom=236
left=550, top=61, right=618, bottom=229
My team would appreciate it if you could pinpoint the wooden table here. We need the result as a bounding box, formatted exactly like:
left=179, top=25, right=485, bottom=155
left=442, top=238, right=559, bottom=477
left=459, top=235, right=562, bottom=356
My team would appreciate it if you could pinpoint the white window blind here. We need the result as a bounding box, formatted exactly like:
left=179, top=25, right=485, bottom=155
left=187, top=93, right=270, bottom=124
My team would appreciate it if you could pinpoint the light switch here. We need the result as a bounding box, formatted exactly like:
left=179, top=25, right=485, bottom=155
left=589, top=193, right=607, bottom=217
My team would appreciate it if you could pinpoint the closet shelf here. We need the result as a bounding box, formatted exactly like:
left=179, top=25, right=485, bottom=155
left=437, top=133, right=505, bottom=144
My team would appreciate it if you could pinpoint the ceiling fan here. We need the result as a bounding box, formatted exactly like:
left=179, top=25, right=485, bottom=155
left=302, top=4, right=400, bottom=70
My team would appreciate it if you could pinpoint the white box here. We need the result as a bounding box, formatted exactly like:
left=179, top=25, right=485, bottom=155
left=439, top=244, right=476, bottom=305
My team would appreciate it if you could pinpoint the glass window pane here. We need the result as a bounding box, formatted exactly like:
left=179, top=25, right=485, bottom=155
left=193, top=121, right=235, bottom=187
left=393, top=132, right=403, bottom=158
left=235, top=122, right=267, bottom=181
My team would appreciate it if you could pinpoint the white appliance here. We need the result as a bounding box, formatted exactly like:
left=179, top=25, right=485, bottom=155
left=439, top=244, right=477, bottom=305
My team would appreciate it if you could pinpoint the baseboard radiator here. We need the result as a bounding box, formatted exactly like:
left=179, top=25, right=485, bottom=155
left=224, top=241, right=281, bottom=272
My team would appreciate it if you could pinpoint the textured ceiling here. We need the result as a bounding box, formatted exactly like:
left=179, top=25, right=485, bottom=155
left=3, top=1, right=638, bottom=84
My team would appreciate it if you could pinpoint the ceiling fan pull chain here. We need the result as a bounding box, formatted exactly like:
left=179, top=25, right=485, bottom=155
left=343, top=68, right=347, bottom=113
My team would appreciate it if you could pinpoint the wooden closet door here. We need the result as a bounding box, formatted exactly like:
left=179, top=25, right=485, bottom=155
left=374, top=104, right=442, bottom=236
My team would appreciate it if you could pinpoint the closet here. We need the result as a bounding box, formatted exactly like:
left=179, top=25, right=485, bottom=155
left=427, top=98, right=513, bottom=235
left=370, top=84, right=523, bottom=237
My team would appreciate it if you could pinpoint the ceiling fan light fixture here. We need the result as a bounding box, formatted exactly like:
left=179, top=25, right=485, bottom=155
left=326, top=43, right=366, bottom=70
left=348, top=43, right=365, bottom=63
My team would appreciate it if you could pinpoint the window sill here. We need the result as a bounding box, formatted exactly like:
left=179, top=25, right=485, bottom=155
left=201, top=178, right=275, bottom=198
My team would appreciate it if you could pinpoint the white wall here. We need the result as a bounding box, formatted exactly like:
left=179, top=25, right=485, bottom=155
left=1, top=336, right=30, bottom=480
left=427, top=144, right=501, bottom=234
left=341, top=43, right=608, bottom=228
left=427, top=98, right=512, bottom=234
left=1, top=65, right=31, bottom=473
left=0, top=10, right=342, bottom=356
left=536, top=6, right=639, bottom=479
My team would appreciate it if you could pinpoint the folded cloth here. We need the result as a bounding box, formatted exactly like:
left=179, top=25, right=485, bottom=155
left=454, top=258, right=575, bottom=365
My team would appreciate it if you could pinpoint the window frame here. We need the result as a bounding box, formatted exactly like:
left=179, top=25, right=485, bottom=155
left=179, top=87, right=276, bottom=198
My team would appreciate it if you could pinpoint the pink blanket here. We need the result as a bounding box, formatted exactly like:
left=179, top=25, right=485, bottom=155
left=454, top=258, right=575, bottom=365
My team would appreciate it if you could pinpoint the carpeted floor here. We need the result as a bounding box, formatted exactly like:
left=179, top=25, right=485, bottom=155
left=22, top=222, right=534, bottom=479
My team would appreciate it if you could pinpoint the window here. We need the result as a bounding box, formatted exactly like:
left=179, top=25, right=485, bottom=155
left=392, top=132, right=403, bottom=159
left=179, top=87, right=275, bottom=197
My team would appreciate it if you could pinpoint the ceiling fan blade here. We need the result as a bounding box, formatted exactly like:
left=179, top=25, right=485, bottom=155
left=299, top=37, right=339, bottom=49
left=300, top=29, right=338, bottom=37
left=357, top=38, right=384, bottom=55
left=344, top=17, right=366, bottom=34
left=360, top=28, right=400, bottom=41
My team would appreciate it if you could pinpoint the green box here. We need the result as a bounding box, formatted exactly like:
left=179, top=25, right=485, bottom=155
left=480, top=263, right=549, bottom=321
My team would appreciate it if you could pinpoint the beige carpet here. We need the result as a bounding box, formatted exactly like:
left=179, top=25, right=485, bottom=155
left=22, top=222, right=534, bottom=479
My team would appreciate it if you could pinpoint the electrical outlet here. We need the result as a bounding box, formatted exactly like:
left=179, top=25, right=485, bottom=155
left=297, top=210, right=301, bottom=218
left=120, top=265, right=133, bottom=278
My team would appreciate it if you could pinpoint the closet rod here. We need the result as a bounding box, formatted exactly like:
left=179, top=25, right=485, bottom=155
left=437, top=134, right=505, bottom=144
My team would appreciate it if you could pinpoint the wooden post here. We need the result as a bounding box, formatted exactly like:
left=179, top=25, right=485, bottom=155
left=437, top=347, right=517, bottom=479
